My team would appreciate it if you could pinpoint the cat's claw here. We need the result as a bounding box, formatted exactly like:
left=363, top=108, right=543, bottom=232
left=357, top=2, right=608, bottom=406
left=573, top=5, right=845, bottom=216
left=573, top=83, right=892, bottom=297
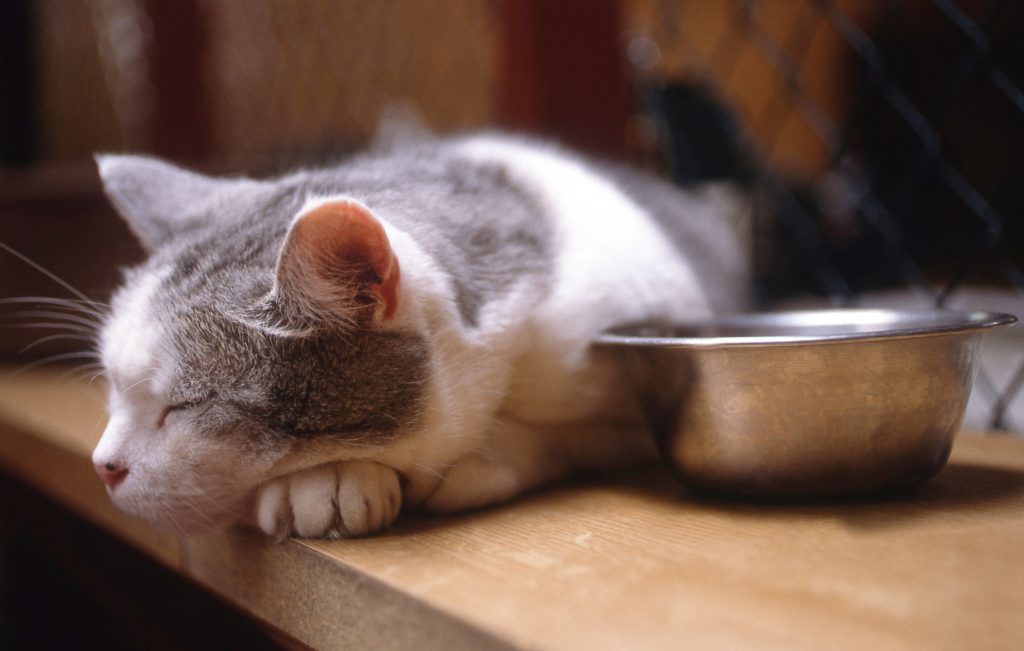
left=255, top=460, right=401, bottom=540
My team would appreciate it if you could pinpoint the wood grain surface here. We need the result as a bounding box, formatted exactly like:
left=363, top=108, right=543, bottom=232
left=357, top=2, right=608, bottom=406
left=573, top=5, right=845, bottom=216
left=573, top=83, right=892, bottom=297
left=1, top=365, right=1022, bottom=650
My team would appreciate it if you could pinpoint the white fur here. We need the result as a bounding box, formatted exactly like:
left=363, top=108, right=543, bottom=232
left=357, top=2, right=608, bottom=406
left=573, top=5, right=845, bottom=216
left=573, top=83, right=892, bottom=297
left=94, top=266, right=170, bottom=473
left=99, top=265, right=169, bottom=395
left=296, top=194, right=374, bottom=220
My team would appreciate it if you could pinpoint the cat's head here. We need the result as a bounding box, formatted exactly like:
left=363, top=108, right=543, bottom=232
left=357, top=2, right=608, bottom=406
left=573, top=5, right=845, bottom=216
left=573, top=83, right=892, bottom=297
left=92, top=156, right=430, bottom=532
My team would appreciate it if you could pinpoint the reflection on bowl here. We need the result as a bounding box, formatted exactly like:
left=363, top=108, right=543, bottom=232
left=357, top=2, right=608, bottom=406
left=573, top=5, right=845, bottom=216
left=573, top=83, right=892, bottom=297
left=596, top=309, right=1016, bottom=498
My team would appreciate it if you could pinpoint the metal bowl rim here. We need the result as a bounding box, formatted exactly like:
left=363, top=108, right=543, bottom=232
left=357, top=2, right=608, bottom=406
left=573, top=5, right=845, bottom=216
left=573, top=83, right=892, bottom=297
left=595, top=309, right=1017, bottom=349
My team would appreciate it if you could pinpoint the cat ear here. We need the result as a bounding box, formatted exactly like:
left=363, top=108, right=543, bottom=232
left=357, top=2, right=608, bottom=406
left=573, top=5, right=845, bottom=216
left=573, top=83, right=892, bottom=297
left=274, top=199, right=401, bottom=326
left=95, top=154, right=250, bottom=251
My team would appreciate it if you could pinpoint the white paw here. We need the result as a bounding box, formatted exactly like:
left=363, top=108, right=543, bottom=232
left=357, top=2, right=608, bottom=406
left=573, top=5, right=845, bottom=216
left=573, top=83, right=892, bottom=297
left=255, top=460, right=401, bottom=540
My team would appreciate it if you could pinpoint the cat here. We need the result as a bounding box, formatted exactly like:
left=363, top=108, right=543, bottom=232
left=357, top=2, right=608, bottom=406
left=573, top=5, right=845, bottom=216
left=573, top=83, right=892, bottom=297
left=91, top=133, right=750, bottom=539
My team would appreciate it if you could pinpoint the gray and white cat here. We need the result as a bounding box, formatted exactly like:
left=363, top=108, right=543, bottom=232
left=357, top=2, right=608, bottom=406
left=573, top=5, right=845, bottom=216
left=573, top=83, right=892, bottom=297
left=92, top=133, right=749, bottom=539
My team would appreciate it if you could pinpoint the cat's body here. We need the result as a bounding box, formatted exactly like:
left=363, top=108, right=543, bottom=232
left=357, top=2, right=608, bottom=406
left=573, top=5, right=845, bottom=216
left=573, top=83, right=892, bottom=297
left=93, top=133, right=749, bottom=538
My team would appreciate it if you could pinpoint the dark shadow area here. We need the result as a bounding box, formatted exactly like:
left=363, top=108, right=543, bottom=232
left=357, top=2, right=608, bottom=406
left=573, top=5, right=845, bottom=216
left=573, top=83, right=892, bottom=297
left=603, top=458, right=1024, bottom=533
left=837, top=461, right=1024, bottom=530
left=0, top=472, right=303, bottom=651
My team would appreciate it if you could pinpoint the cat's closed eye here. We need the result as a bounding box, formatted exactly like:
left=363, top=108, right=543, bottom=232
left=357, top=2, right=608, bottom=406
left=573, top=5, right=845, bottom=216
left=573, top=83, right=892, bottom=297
left=156, top=402, right=200, bottom=428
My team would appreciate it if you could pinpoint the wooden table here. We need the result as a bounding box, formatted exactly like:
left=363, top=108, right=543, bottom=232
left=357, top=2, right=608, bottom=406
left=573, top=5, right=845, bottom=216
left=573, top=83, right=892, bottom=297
left=1, top=365, right=1023, bottom=650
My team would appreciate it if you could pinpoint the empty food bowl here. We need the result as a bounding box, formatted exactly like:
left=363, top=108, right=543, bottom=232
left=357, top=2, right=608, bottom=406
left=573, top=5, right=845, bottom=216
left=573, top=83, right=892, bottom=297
left=596, top=309, right=1016, bottom=498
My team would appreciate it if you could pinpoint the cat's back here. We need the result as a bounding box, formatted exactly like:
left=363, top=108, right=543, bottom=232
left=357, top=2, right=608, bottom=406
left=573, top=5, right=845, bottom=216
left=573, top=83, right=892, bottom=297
left=448, top=134, right=714, bottom=330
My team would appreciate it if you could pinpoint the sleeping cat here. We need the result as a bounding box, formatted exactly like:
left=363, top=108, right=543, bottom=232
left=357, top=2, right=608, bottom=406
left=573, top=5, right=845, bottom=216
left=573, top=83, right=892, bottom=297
left=92, top=133, right=749, bottom=539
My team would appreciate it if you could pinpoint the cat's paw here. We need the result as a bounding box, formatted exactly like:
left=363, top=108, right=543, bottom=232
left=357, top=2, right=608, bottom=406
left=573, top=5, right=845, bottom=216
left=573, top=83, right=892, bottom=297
left=255, top=460, right=401, bottom=540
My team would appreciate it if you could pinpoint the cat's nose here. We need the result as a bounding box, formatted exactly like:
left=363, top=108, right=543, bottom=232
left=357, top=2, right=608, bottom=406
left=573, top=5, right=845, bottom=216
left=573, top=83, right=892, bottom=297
left=95, top=460, right=129, bottom=488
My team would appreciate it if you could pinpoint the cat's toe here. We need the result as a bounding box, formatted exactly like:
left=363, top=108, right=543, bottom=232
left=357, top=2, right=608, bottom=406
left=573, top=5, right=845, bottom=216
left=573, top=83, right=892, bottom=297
left=289, top=465, right=340, bottom=538
left=256, top=478, right=291, bottom=541
left=255, top=466, right=340, bottom=540
left=337, top=460, right=401, bottom=536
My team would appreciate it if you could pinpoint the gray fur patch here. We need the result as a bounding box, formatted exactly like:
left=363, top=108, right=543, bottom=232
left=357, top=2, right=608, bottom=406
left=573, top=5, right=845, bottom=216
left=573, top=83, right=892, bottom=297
left=170, top=307, right=429, bottom=442
left=97, top=154, right=266, bottom=252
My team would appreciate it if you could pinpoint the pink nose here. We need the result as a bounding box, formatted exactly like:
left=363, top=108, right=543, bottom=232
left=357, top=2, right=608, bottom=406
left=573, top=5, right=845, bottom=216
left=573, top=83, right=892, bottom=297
left=95, top=461, right=129, bottom=488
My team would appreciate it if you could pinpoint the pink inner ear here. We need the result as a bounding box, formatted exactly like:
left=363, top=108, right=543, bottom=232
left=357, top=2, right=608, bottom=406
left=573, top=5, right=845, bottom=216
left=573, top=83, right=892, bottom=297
left=288, top=200, right=401, bottom=321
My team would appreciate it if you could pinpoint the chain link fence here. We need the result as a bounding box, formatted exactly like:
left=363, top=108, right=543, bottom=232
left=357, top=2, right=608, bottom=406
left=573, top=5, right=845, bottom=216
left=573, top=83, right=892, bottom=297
left=624, top=0, right=1024, bottom=432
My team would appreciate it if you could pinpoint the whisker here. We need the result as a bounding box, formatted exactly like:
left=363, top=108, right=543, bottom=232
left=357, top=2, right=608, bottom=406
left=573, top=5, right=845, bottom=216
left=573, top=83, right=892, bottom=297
left=5, top=351, right=102, bottom=381
left=159, top=500, right=189, bottom=538
left=412, top=462, right=447, bottom=480
left=57, top=362, right=107, bottom=383
left=18, top=333, right=98, bottom=355
left=0, top=239, right=98, bottom=306
left=85, top=365, right=110, bottom=385
left=0, top=322, right=98, bottom=335
left=180, top=493, right=217, bottom=528
left=0, top=296, right=108, bottom=318
left=1, top=310, right=101, bottom=330
left=120, top=375, right=153, bottom=395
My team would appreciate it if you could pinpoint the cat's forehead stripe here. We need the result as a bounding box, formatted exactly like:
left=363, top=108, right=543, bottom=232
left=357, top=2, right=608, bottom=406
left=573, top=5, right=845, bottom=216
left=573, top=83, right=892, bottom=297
left=102, top=264, right=170, bottom=391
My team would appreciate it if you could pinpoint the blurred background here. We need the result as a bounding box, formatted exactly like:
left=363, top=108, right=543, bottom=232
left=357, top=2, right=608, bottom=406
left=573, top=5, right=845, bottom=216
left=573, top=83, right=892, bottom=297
left=0, top=0, right=1022, bottom=431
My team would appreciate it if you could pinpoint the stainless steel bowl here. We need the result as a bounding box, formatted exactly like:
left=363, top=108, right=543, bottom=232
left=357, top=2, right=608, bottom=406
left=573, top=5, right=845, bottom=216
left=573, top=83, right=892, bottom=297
left=596, top=309, right=1016, bottom=498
